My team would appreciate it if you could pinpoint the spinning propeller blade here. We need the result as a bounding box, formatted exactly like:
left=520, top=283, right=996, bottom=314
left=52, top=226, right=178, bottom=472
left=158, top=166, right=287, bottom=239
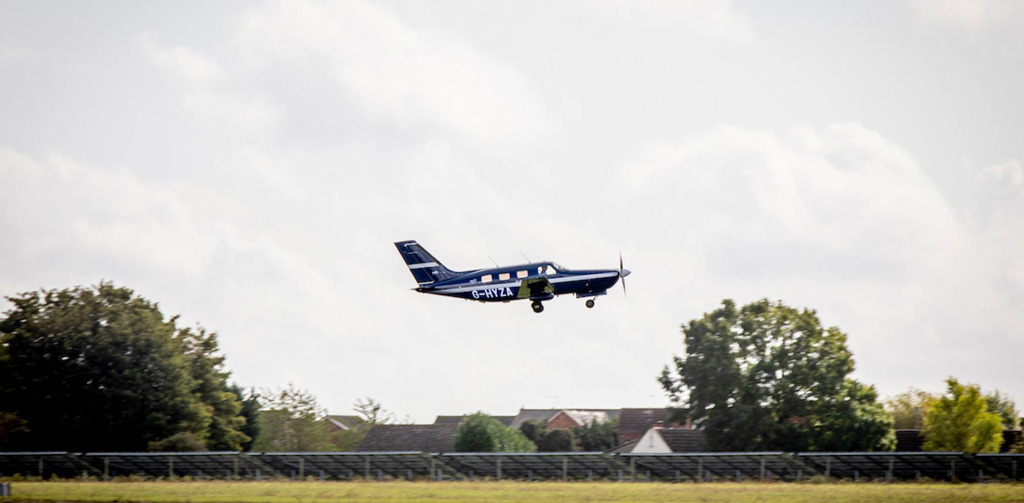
left=618, top=252, right=630, bottom=299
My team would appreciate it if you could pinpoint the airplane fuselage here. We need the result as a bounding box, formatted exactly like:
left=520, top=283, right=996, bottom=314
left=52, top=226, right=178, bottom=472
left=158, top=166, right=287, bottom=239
left=395, top=240, right=629, bottom=312
left=417, top=263, right=621, bottom=302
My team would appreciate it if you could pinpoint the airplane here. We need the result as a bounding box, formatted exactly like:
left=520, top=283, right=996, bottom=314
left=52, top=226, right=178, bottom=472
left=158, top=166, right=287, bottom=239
left=395, top=240, right=630, bottom=313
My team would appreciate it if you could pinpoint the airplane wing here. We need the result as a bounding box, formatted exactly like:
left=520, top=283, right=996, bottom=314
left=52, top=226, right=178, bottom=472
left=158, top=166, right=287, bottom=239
left=517, top=277, right=554, bottom=300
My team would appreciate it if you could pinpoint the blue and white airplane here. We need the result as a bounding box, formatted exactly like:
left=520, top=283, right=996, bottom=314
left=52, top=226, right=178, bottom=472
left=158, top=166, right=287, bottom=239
left=395, top=240, right=630, bottom=313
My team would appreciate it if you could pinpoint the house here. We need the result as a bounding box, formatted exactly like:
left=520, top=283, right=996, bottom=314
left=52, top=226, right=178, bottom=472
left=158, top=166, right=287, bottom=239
left=356, top=424, right=460, bottom=452
left=628, top=427, right=704, bottom=453
left=616, top=408, right=686, bottom=443
left=325, top=415, right=366, bottom=432
left=433, top=415, right=515, bottom=426
left=507, top=408, right=620, bottom=430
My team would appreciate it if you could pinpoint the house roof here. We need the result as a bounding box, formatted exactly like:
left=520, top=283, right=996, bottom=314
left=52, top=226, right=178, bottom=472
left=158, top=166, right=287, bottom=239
left=563, top=410, right=619, bottom=426
left=325, top=415, right=365, bottom=431
left=356, top=424, right=460, bottom=453
left=434, top=415, right=515, bottom=426
left=508, top=409, right=561, bottom=429
left=508, top=409, right=619, bottom=429
left=657, top=428, right=704, bottom=452
left=617, top=408, right=673, bottom=441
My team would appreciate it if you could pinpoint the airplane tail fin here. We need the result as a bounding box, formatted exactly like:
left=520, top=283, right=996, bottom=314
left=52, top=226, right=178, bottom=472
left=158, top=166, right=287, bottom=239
left=394, top=240, right=459, bottom=285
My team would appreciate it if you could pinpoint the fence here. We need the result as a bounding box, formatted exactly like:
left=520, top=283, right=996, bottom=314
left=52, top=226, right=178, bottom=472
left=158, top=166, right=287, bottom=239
left=1, top=451, right=1022, bottom=482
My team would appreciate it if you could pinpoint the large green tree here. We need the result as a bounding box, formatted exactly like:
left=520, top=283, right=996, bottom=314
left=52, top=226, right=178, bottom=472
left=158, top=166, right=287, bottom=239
left=0, top=283, right=247, bottom=451
left=455, top=413, right=535, bottom=452
left=659, top=299, right=893, bottom=452
left=924, top=378, right=1003, bottom=453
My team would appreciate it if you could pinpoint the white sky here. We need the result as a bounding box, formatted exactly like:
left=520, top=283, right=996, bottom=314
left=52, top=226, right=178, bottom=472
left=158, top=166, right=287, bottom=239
left=2, top=0, right=1022, bottom=422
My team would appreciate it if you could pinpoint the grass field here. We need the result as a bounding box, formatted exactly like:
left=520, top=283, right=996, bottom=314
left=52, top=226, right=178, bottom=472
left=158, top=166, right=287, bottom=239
left=2, top=481, right=1023, bottom=503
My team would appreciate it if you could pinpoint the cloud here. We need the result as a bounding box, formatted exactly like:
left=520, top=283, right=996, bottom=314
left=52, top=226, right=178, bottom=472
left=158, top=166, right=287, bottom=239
left=580, top=0, right=753, bottom=42
left=910, top=0, right=1024, bottom=30
left=615, top=123, right=1022, bottom=395
left=234, top=0, right=557, bottom=147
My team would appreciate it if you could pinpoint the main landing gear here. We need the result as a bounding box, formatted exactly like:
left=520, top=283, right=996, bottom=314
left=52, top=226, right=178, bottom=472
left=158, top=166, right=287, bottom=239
left=531, top=301, right=545, bottom=313
left=585, top=299, right=595, bottom=309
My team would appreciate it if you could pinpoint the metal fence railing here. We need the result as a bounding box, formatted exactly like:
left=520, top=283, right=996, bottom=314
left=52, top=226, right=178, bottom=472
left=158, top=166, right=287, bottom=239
left=2, top=451, right=1022, bottom=482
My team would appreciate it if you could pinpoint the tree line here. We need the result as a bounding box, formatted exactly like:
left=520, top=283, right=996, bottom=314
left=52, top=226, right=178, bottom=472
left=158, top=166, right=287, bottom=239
left=659, top=299, right=1022, bottom=453
left=0, top=283, right=393, bottom=452
left=1, top=284, right=1020, bottom=453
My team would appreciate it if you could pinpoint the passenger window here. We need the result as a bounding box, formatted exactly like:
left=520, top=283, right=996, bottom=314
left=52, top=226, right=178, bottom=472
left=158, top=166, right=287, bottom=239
left=516, top=270, right=528, bottom=279
left=481, top=274, right=492, bottom=283
left=499, top=272, right=511, bottom=281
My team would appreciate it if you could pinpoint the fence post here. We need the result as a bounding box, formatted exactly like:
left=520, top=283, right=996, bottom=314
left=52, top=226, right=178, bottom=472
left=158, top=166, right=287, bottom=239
left=951, top=459, right=956, bottom=482
left=887, top=458, right=893, bottom=483
left=562, top=457, right=568, bottom=482
left=104, top=458, right=110, bottom=480
left=38, top=457, right=44, bottom=479
left=496, top=457, right=502, bottom=481
left=430, top=458, right=436, bottom=481
left=234, top=456, right=240, bottom=480
left=365, top=456, right=371, bottom=481
left=697, top=459, right=703, bottom=483
left=299, top=458, right=304, bottom=479
left=169, top=458, right=174, bottom=478
left=825, top=458, right=830, bottom=481
left=760, top=458, right=765, bottom=482
left=630, top=458, right=636, bottom=482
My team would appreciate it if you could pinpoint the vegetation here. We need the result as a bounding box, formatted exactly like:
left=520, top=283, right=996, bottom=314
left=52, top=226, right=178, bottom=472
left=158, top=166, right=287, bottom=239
left=659, top=299, right=894, bottom=452
left=251, top=384, right=334, bottom=452
left=0, top=283, right=250, bottom=451
left=455, top=412, right=535, bottom=452
left=923, top=378, right=1003, bottom=453
left=574, top=417, right=619, bottom=451
left=885, top=388, right=939, bottom=430
left=6, top=481, right=1024, bottom=503
left=983, top=390, right=1019, bottom=430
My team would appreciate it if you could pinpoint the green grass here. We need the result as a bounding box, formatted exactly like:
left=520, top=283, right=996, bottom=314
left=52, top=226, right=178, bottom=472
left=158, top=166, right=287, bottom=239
left=3, top=481, right=1023, bottom=503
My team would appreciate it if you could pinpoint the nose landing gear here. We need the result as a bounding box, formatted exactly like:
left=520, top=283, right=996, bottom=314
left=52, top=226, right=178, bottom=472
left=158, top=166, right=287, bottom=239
left=531, top=301, right=545, bottom=313
left=585, top=299, right=595, bottom=309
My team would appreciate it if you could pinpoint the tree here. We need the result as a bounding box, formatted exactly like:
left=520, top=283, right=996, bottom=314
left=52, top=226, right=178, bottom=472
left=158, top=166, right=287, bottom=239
left=885, top=388, right=939, bottom=430
left=353, top=397, right=396, bottom=425
left=231, top=385, right=261, bottom=451
left=573, top=418, right=619, bottom=452
left=178, top=326, right=250, bottom=451
left=519, top=419, right=546, bottom=445
left=455, top=413, right=535, bottom=452
left=659, top=299, right=893, bottom=452
left=536, top=429, right=577, bottom=452
left=923, top=378, right=1003, bottom=453
left=0, top=283, right=250, bottom=451
left=984, top=390, right=1019, bottom=430
left=251, top=384, right=334, bottom=452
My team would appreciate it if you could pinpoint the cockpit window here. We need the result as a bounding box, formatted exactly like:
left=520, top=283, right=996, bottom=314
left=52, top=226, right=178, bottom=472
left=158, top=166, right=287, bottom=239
left=542, top=265, right=558, bottom=275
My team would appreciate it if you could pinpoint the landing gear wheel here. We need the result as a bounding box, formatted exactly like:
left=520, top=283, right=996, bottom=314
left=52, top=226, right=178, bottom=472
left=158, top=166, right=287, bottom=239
left=585, top=299, right=595, bottom=309
left=531, top=301, right=544, bottom=313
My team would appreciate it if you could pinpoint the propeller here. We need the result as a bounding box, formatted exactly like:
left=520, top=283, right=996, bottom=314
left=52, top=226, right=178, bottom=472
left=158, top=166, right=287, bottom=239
left=618, top=252, right=631, bottom=299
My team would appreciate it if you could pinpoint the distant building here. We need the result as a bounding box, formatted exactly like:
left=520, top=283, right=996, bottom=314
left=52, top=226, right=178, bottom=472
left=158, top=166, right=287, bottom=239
left=507, top=408, right=620, bottom=430
left=433, top=415, right=514, bottom=426
left=325, top=415, right=366, bottom=432
left=616, top=408, right=686, bottom=444
left=356, top=424, right=460, bottom=452
left=629, top=427, right=704, bottom=453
